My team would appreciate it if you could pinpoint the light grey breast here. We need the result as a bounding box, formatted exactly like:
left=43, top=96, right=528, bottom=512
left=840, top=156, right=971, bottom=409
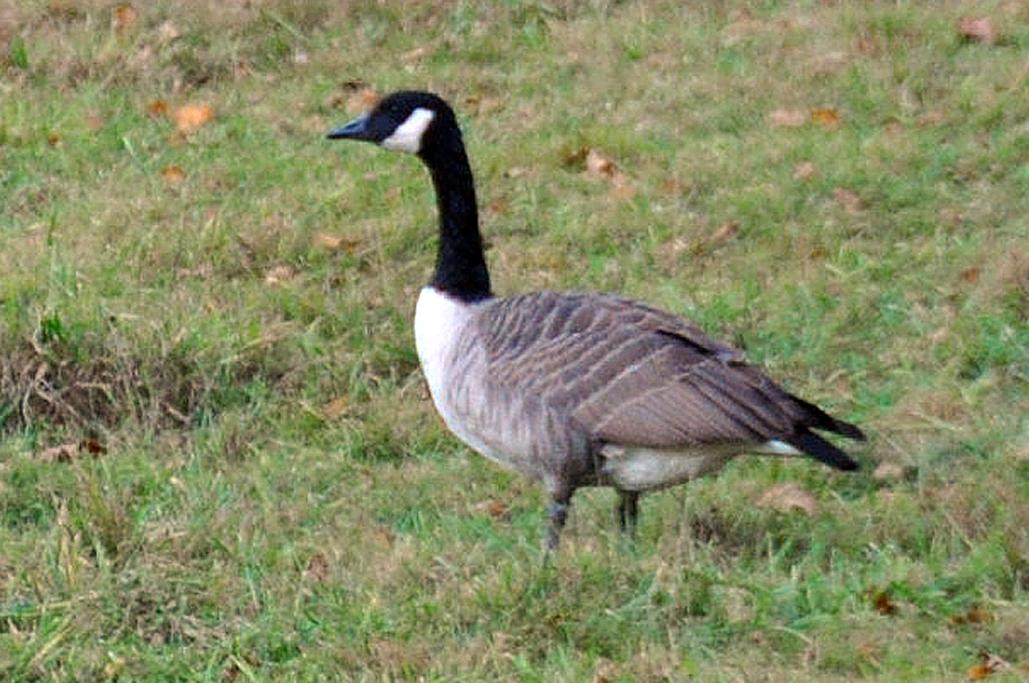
left=439, top=289, right=844, bottom=491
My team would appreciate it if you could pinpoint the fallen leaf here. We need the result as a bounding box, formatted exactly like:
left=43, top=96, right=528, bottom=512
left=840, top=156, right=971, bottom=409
left=471, top=499, right=509, bottom=519
left=873, top=461, right=905, bottom=481
left=768, top=109, right=806, bottom=128
left=264, top=265, right=294, bottom=286
left=708, top=222, right=739, bottom=244
left=161, top=165, right=186, bottom=184
left=157, top=20, right=180, bottom=42
left=871, top=590, right=898, bottom=616
left=320, top=397, right=349, bottom=419
left=582, top=148, right=634, bottom=200
left=465, top=94, right=503, bottom=116
left=952, top=607, right=994, bottom=625
left=968, top=664, right=993, bottom=680
left=960, top=267, right=980, bottom=284
left=918, top=111, right=945, bottom=127
left=146, top=99, right=169, bottom=117
left=305, top=553, right=329, bottom=582
left=172, top=104, right=215, bottom=133
left=958, top=17, right=997, bottom=45
left=504, top=167, right=528, bottom=179
left=37, top=440, right=105, bottom=463
left=811, top=108, right=842, bottom=127
left=793, top=161, right=817, bottom=181
left=81, top=438, right=107, bottom=455
left=585, top=148, right=618, bottom=178
left=347, top=86, right=380, bottom=114
left=112, top=4, right=137, bottom=31
left=756, top=482, right=817, bottom=515
left=313, top=232, right=360, bottom=253
left=47, top=133, right=62, bottom=147
left=402, top=46, right=430, bottom=62
left=832, top=187, right=863, bottom=213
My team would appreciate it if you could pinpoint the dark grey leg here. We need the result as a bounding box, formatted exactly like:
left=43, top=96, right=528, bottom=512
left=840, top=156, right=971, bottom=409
left=617, top=490, right=639, bottom=535
left=545, top=494, right=572, bottom=551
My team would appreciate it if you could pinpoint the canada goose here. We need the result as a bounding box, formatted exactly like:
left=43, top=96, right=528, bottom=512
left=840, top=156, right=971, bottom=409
left=328, top=91, right=864, bottom=549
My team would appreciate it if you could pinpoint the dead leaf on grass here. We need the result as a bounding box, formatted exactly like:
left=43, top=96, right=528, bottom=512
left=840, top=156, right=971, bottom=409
left=305, top=553, right=330, bottom=582
left=313, top=232, right=361, bottom=253
left=37, top=439, right=106, bottom=463
left=320, top=397, right=349, bottom=419
left=958, top=17, right=998, bottom=45
left=968, top=653, right=1010, bottom=680
left=833, top=187, right=863, bottom=213
left=401, top=46, right=430, bottom=63
left=871, top=590, right=898, bottom=616
left=347, top=86, right=380, bottom=114
left=793, top=161, right=817, bottom=181
left=708, top=222, right=739, bottom=245
left=161, top=165, right=185, bottom=184
left=471, top=499, right=510, bottom=519
left=583, top=148, right=635, bottom=200
left=960, top=267, right=981, bottom=284
left=146, top=99, right=169, bottom=117
left=47, top=133, right=62, bottom=147
left=952, top=607, right=995, bottom=626
left=157, top=20, right=180, bottom=42
left=873, top=461, right=906, bottom=481
left=768, top=109, right=806, bottom=128
left=172, top=104, right=215, bottom=133
left=811, top=108, right=842, bottom=127
left=112, top=4, right=137, bottom=31
left=264, top=265, right=294, bottom=286
left=756, top=482, right=817, bottom=515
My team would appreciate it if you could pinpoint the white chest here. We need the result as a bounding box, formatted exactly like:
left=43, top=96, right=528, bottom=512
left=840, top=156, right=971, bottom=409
left=413, top=287, right=475, bottom=403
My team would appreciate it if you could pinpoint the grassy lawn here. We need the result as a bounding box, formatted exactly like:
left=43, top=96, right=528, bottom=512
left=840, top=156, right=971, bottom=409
left=1, top=0, right=1027, bottom=680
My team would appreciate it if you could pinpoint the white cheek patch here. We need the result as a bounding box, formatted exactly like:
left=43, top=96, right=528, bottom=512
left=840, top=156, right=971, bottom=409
left=381, top=107, right=436, bottom=153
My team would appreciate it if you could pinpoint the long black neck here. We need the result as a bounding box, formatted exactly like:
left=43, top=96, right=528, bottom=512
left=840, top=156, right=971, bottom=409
left=419, top=130, right=492, bottom=302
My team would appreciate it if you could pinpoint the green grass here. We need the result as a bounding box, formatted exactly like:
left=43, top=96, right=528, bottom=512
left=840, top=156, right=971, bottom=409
left=1, top=0, right=1027, bottom=680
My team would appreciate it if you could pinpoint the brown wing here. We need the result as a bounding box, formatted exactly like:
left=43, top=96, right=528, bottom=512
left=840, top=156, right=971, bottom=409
left=477, top=291, right=862, bottom=465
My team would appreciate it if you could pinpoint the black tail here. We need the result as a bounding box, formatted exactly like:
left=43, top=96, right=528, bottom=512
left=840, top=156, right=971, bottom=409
left=784, top=430, right=860, bottom=471
left=790, top=395, right=866, bottom=441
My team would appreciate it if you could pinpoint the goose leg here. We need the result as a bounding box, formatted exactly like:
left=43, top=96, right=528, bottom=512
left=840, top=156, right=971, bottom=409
left=545, top=494, right=572, bottom=551
left=617, top=490, right=639, bottom=535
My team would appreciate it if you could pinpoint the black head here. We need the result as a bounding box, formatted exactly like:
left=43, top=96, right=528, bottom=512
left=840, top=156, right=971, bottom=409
left=326, top=90, right=458, bottom=156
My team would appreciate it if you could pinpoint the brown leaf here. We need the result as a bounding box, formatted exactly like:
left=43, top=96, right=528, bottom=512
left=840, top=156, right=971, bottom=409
left=960, top=267, right=981, bottom=284
left=811, top=108, right=842, bottom=127
left=872, top=590, right=898, bottom=616
left=146, top=99, right=169, bottom=117
left=313, top=232, right=360, bottom=253
left=320, top=397, right=349, bottom=419
left=585, top=148, right=618, bottom=178
left=952, top=607, right=994, bottom=625
left=113, top=4, right=137, bottom=31
left=161, top=165, right=186, bottom=184
left=347, top=86, right=380, bottom=114
left=873, top=462, right=905, bottom=481
left=832, top=187, right=863, bottom=213
left=264, top=265, right=294, bottom=286
left=756, top=482, right=818, bottom=515
left=918, top=111, right=945, bottom=127
left=401, top=46, right=430, bottom=62
left=305, top=553, right=330, bottom=582
left=968, top=664, right=993, bottom=680
left=768, top=109, right=806, bottom=128
left=793, top=162, right=817, bottom=181
left=708, top=222, right=739, bottom=244
left=157, top=20, right=180, bottom=42
left=465, top=94, right=503, bottom=116
left=471, top=499, right=510, bottom=519
left=37, top=440, right=105, bottom=463
left=47, top=133, right=62, bottom=147
left=172, top=104, right=215, bottom=133
left=81, top=438, right=107, bottom=455
left=958, top=17, right=997, bottom=45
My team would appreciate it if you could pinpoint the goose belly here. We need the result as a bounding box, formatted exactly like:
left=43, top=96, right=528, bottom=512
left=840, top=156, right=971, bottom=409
left=600, top=444, right=739, bottom=492
left=413, top=287, right=539, bottom=476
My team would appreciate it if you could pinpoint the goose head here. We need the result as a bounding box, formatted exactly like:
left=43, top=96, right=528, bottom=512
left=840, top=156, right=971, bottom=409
left=326, top=90, right=458, bottom=157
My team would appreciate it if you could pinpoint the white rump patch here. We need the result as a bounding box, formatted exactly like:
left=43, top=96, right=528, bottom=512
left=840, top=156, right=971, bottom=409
left=381, top=107, right=436, bottom=153
left=755, top=439, right=801, bottom=456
